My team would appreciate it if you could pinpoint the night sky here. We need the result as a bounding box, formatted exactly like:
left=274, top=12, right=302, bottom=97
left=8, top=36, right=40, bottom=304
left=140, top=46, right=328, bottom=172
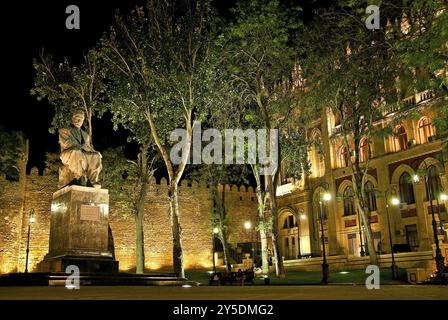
left=0, top=0, right=325, bottom=173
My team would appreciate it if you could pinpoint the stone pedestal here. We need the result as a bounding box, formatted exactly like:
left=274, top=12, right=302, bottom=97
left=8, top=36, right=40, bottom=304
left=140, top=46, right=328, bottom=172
left=40, top=185, right=118, bottom=273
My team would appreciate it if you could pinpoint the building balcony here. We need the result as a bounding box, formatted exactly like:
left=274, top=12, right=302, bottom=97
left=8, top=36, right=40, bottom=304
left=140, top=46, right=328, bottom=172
left=405, top=90, right=434, bottom=105
left=276, top=182, right=298, bottom=196
left=383, top=90, right=434, bottom=117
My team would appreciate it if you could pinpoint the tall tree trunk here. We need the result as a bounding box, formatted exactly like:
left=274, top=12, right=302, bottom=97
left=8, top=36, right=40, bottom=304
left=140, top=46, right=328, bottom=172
left=169, top=182, right=185, bottom=278
left=255, top=86, right=284, bottom=277
left=256, top=192, right=269, bottom=275
left=357, top=204, right=378, bottom=265
left=351, top=167, right=378, bottom=266
left=257, top=198, right=269, bottom=275
left=220, top=228, right=231, bottom=271
left=267, top=177, right=285, bottom=278
left=144, top=109, right=191, bottom=279
left=259, top=225, right=269, bottom=275
left=219, top=185, right=231, bottom=271
left=265, top=134, right=285, bottom=278
left=16, top=139, right=28, bottom=272
left=344, top=130, right=379, bottom=266
left=135, top=180, right=149, bottom=274
left=211, top=180, right=231, bottom=271
left=252, top=165, right=269, bottom=275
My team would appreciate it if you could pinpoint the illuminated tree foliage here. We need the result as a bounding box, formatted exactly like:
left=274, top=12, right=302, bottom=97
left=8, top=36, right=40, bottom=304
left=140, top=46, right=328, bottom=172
left=99, top=0, right=219, bottom=277
left=216, top=0, right=306, bottom=277
left=31, top=50, right=107, bottom=142
left=101, top=146, right=157, bottom=273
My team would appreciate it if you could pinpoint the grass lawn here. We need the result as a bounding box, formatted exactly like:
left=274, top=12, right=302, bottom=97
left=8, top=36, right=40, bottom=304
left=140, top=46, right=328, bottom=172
left=185, top=268, right=408, bottom=285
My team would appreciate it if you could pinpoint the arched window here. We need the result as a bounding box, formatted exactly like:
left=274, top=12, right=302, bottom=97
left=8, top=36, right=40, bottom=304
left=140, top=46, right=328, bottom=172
left=359, top=138, right=369, bottom=162
left=393, top=125, right=408, bottom=152
left=311, top=130, right=325, bottom=177
left=418, top=117, right=435, bottom=144
left=316, top=153, right=325, bottom=177
left=339, top=146, right=348, bottom=168
left=282, top=214, right=296, bottom=229
left=427, top=165, right=442, bottom=201
left=399, top=172, right=415, bottom=204
left=343, top=186, right=355, bottom=216
left=365, top=181, right=377, bottom=211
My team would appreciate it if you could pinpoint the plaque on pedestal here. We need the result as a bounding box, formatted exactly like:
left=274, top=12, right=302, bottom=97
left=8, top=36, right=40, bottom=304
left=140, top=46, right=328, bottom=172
left=40, top=185, right=118, bottom=273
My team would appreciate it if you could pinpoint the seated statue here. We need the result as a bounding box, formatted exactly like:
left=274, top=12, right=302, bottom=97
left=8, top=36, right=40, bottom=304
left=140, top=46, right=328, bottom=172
left=58, top=109, right=102, bottom=188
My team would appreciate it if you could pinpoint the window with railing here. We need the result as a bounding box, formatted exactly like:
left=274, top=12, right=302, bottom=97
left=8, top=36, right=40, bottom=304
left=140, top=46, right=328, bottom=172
left=418, top=117, right=435, bottom=144
left=338, top=145, right=348, bottom=168
left=359, top=138, right=370, bottom=162
left=282, top=214, right=296, bottom=229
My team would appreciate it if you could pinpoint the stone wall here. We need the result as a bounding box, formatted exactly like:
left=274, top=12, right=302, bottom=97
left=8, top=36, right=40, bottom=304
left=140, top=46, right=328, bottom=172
left=0, top=169, right=257, bottom=274
left=0, top=176, right=22, bottom=274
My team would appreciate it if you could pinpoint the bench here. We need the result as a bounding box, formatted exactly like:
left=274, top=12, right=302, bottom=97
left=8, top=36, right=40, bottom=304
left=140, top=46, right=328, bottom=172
left=209, top=271, right=255, bottom=286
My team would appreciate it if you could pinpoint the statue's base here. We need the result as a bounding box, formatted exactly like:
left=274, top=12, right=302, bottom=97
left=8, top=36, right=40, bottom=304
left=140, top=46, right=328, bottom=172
left=0, top=272, right=192, bottom=286
left=39, top=255, right=118, bottom=273
left=40, top=185, right=118, bottom=273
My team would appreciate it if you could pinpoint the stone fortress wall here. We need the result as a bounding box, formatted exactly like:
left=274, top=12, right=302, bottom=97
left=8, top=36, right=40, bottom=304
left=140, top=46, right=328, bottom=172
left=0, top=168, right=258, bottom=274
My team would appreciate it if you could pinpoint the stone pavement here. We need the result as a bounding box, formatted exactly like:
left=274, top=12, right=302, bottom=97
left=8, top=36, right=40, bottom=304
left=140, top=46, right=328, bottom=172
left=0, top=285, right=446, bottom=300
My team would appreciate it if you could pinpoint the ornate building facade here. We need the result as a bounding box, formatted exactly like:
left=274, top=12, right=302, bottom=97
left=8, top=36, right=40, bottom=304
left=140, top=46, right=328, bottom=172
left=275, top=91, right=448, bottom=271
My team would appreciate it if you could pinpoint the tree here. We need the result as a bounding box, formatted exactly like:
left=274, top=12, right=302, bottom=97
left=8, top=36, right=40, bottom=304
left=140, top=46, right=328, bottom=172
left=101, top=146, right=156, bottom=273
left=0, top=128, right=27, bottom=180
left=31, top=49, right=107, bottom=141
left=298, top=1, right=409, bottom=265
left=217, top=0, right=303, bottom=277
left=393, top=0, right=448, bottom=95
left=99, top=1, right=218, bottom=277
left=99, top=47, right=157, bottom=274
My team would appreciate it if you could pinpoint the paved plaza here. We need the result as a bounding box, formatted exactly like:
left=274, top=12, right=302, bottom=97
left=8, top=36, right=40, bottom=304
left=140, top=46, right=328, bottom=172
left=0, top=285, right=446, bottom=300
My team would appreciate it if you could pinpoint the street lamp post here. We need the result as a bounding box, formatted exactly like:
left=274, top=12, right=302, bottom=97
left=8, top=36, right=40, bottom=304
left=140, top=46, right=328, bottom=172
left=297, top=210, right=306, bottom=259
left=435, top=194, right=447, bottom=239
left=384, top=187, right=399, bottom=280
left=440, top=193, right=448, bottom=241
left=25, top=209, right=35, bottom=274
left=357, top=209, right=365, bottom=257
left=413, top=160, right=447, bottom=283
left=244, top=221, right=254, bottom=270
left=255, top=215, right=260, bottom=267
left=315, top=181, right=331, bottom=285
left=212, top=227, right=219, bottom=274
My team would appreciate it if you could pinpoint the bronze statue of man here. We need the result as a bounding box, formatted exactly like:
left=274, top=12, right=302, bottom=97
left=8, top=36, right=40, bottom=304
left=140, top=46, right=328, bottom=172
left=58, top=109, right=102, bottom=188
